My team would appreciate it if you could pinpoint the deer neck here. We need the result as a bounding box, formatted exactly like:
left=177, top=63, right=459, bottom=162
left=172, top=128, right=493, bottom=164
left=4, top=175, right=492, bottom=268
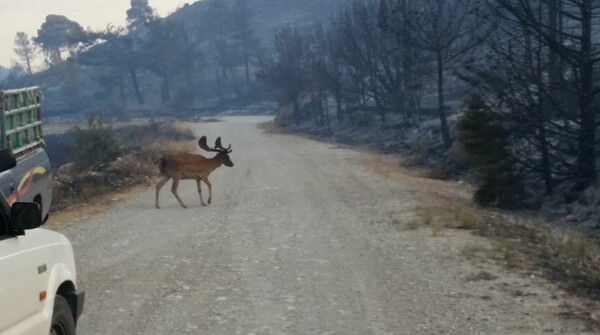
left=206, top=154, right=224, bottom=172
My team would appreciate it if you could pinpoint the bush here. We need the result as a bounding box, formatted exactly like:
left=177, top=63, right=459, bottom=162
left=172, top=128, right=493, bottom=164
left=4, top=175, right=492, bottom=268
left=457, top=95, right=524, bottom=207
left=70, top=114, right=121, bottom=171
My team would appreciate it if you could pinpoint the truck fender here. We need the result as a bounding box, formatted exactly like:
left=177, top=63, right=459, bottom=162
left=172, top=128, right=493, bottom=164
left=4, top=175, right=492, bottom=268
left=44, top=262, right=77, bottom=320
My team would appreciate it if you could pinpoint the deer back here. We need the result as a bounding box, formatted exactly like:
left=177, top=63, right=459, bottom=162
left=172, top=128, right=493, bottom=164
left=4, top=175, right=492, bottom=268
left=160, top=153, right=216, bottom=176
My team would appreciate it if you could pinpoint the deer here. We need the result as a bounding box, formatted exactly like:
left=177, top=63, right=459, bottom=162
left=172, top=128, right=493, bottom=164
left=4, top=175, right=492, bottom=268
left=154, top=136, right=234, bottom=209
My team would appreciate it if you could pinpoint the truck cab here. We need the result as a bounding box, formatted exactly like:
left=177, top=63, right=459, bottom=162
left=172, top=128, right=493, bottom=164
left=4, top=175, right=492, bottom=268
left=0, top=151, right=84, bottom=334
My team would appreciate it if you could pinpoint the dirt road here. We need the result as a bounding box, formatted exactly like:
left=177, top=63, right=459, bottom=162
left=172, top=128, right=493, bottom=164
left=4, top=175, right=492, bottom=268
left=54, top=116, right=590, bottom=334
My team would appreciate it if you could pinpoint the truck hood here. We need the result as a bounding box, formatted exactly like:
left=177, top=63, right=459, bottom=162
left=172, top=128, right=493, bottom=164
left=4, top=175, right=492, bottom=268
left=20, top=228, right=70, bottom=248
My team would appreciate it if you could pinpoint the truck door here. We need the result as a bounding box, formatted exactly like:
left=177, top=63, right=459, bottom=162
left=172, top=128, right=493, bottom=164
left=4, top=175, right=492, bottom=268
left=0, top=225, right=50, bottom=335
left=0, top=169, right=17, bottom=205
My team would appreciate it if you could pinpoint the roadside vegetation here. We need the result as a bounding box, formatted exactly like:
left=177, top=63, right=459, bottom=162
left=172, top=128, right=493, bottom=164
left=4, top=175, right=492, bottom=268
left=258, top=0, right=600, bottom=226
left=50, top=116, right=196, bottom=212
left=370, top=158, right=600, bottom=329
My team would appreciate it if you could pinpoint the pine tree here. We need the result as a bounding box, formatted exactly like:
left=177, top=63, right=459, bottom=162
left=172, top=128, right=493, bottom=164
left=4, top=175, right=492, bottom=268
left=457, top=95, right=523, bottom=207
left=126, top=0, right=156, bottom=32
left=13, top=32, right=37, bottom=75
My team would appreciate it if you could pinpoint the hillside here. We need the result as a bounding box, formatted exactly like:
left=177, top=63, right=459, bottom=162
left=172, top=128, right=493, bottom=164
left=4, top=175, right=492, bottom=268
left=1, top=0, right=342, bottom=117
left=170, top=0, right=342, bottom=41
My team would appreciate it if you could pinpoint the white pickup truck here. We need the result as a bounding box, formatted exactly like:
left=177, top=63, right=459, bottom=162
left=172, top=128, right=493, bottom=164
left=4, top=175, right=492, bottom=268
left=0, top=149, right=84, bottom=335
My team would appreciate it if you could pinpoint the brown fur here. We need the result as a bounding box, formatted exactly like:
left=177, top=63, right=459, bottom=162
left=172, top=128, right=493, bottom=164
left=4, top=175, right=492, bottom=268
left=154, top=151, right=233, bottom=208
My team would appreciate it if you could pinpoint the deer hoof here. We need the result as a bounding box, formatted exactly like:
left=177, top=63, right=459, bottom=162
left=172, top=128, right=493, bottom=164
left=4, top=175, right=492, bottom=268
left=155, top=204, right=160, bottom=209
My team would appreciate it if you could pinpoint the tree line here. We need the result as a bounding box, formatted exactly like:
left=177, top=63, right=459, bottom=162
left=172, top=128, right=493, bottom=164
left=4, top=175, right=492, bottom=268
left=7, top=0, right=600, bottom=205
left=259, top=0, right=600, bottom=206
left=8, top=0, right=264, bottom=113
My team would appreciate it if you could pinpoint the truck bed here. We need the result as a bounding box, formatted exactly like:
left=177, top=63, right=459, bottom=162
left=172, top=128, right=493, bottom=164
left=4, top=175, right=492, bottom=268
left=0, top=87, right=44, bottom=157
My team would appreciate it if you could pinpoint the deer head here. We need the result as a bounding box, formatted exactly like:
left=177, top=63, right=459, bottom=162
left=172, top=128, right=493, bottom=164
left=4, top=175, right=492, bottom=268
left=198, top=136, right=234, bottom=167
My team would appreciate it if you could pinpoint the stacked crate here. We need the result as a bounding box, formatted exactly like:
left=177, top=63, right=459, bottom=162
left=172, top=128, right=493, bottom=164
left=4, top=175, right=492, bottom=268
left=0, top=87, right=43, bottom=156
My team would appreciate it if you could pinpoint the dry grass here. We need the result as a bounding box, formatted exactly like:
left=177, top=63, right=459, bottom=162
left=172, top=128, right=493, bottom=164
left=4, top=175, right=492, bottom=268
left=377, top=203, right=482, bottom=236
left=359, top=150, right=600, bottom=328
left=464, top=270, right=497, bottom=282
left=376, top=210, right=426, bottom=230
left=406, top=203, right=483, bottom=233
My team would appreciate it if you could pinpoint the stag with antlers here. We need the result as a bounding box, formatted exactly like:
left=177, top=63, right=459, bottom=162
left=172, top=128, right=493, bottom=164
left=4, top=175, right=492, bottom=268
left=154, top=136, right=234, bottom=209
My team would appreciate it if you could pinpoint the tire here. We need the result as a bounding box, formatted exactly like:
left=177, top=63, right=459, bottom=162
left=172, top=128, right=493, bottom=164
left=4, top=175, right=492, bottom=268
left=34, top=195, right=48, bottom=223
left=49, top=295, right=76, bottom=335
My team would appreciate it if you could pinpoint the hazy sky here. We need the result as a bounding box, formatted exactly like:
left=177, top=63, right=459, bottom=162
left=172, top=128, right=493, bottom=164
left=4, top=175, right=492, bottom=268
left=0, top=0, right=192, bottom=67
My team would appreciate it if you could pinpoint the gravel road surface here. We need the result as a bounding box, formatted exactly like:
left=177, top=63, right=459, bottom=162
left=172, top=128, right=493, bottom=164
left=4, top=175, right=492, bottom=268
left=54, top=116, right=590, bottom=334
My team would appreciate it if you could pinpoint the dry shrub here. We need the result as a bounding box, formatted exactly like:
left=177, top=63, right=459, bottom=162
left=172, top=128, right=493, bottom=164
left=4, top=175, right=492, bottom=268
left=474, top=213, right=600, bottom=304
left=411, top=203, right=483, bottom=231
left=51, top=121, right=195, bottom=212
left=401, top=149, right=429, bottom=167
left=376, top=210, right=425, bottom=230
left=450, top=207, right=483, bottom=229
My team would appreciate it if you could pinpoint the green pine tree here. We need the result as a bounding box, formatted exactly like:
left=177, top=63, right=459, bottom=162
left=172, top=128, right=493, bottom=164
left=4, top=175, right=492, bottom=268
left=457, top=95, right=523, bottom=207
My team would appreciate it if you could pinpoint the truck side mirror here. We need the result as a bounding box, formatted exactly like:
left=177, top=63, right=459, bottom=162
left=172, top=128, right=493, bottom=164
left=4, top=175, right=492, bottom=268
left=11, top=202, right=42, bottom=233
left=0, top=149, right=16, bottom=173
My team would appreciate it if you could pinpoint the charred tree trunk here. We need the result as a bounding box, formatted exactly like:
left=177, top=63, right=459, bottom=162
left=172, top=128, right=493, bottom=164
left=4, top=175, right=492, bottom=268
left=436, top=51, right=451, bottom=149
left=576, top=0, right=596, bottom=189
left=129, top=67, right=144, bottom=105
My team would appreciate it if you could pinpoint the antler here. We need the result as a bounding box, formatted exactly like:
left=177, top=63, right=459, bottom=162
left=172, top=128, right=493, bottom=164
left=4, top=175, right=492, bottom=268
left=198, top=136, right=233, bottom=153
left=215, top=137, right=232, bottom=153
left=198, top=136, right=220, bottom=152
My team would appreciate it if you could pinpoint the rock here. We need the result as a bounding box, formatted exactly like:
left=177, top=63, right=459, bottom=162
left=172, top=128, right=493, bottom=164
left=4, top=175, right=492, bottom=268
left=565, top=215, right=577, bottom=224
left=56, top=163, right=76, bottom=178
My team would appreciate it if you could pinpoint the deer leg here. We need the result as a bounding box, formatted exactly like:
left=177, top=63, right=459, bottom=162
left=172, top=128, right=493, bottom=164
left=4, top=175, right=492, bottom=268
left=203, top=178, right=213, bottom=204
left=155, top=176, right=170, bottom=209
left=171, top=177, right=187, bottom=208
left=197, top=178, right=207, bottom=206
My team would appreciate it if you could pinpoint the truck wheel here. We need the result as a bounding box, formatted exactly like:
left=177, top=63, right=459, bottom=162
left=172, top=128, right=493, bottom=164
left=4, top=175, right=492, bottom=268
left=49, top=295, right=76, bottom=335
left=34, top=196, right=48, bottom=223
